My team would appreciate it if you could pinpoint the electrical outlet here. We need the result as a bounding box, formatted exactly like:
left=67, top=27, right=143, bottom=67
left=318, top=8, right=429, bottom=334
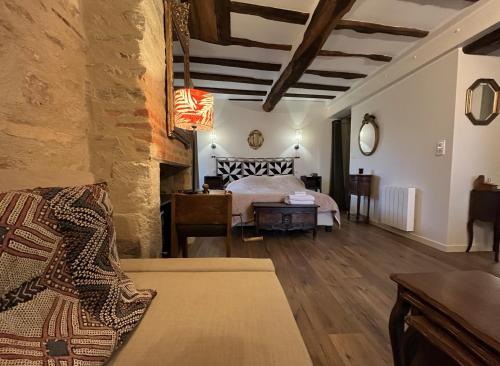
left=436, top=140, right=446, bottom=156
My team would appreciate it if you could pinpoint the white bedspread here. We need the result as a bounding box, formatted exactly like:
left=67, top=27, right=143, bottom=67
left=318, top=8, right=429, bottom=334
left=227, top=176, right=341, bottom=225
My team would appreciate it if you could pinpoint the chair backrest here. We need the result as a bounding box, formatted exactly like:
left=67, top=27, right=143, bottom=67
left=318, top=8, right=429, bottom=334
left=172, top=192, right=232, bottom=225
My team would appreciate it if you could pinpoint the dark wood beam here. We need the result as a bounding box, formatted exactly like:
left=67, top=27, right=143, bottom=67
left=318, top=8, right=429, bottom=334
left=188, top=0, right=217, bottom=43
left=230, top=2, right=309, bottom=25
left=463, top=27, right=500, bottom=56
left=215, top=0, right=231, bottom=41
left=174, top=71, right=273, bottom=85
left=263, top=0, right=357, bottom=112
left=292, top=82, right=349, bottom=92
left=336, top=20, right=428, bottom=38
left=229, top=37, right=292, bottom=51
left=173, top=55, right=282, bottom=71
left=196, top=87, right=268, bottom=96
left=318, top=50, right=392, bottom=62
left=284, top=93, right=336, bottom=99
left=305, top=69, right=367, bottom=79
left=229, top=98, right=264, bottom=101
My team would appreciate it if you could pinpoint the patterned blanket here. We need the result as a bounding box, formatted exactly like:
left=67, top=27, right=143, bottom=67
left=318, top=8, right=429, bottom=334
left=227, top=176, right=341, bottom=225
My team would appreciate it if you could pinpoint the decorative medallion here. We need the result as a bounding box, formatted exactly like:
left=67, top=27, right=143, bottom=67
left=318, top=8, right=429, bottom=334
left=247, top=130, right=264, bottom=150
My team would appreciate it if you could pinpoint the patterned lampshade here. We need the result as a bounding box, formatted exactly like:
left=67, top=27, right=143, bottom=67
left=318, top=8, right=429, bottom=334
left=174, top=88, right=214, bottom=131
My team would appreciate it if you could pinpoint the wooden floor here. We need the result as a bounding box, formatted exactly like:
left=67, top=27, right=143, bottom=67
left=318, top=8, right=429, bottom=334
left=190, top=218, right=500, bottom=366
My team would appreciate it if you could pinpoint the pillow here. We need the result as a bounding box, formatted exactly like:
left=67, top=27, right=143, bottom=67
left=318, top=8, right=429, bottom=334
left=0, top=183, right=155, bottom=365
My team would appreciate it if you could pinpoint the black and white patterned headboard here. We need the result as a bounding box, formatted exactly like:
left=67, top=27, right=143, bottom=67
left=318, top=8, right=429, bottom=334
left=216, top=157, right=294, bottom=186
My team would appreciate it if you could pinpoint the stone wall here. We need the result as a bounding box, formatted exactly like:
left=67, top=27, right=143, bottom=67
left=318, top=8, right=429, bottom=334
left=0, top=0, right=192, bottom=257
left=0, top=0, right=94, bottom=190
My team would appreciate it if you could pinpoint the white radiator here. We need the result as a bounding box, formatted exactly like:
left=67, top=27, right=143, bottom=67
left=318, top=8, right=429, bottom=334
left=380, top=186, right=416, bottom=231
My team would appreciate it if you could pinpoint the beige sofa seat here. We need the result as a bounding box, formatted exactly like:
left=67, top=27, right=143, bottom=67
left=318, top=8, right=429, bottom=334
left=108, top=259, right=312, bottom=366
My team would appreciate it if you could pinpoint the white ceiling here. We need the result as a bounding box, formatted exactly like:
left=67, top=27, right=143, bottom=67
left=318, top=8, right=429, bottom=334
left=175, top=0, right=475, bottom=103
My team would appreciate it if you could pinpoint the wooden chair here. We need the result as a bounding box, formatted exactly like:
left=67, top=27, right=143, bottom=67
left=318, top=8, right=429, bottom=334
left=171, top=191, right=232, bottom=258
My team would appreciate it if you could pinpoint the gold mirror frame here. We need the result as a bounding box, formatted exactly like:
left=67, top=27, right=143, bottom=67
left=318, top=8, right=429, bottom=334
left=358, top=114, right=379, bottom=156
left=465, top=78, right=500, bottom=126
left=164, top=0, right=191, bottom=147
left=247, top=130, right=264, bottom=150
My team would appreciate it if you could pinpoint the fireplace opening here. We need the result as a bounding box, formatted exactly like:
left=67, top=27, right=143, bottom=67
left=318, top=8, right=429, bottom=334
left=159, top=161, right=192, bottom=257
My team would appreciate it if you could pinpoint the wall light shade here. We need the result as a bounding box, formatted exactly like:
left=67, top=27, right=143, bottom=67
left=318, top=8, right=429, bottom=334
left=174, top=88, right=214, bottom=131
left=294, top=129, right=303, bottom=148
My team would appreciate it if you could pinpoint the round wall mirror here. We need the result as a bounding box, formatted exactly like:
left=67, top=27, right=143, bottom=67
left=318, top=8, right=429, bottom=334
left=359, top=114, right=379, bottom=156
left=466, top=78, right=499, bottom=125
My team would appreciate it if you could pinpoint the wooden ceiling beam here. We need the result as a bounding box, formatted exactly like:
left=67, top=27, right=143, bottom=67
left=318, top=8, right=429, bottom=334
left=292, top=82, right=349, bottom=92
left=174, top=71, right=273, bottom=85
left=263, top=0, right=357, bottom=112
left=189, top=0, right=230, bottom=43
left=335, top=20, right=429, bottom=38
left=195, top=87, right=268, bottom=96
left=305, top=69, right=367, bottom=79
left=173, top=55, right=282, bottom=71
left=230, top=2, right=309, bottom=25
left=284, top=93, right=336, bottom=99
left=229, top=98, right=264, bottom=101
left=318, top=50, right=392, bottom=62
left=463, top=27, right=500, bottom=56
left=228, top=37, right=292, bottom=51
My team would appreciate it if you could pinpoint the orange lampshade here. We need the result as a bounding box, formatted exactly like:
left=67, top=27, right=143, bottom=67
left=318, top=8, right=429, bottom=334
left=174, top=88, right=214, bottom=131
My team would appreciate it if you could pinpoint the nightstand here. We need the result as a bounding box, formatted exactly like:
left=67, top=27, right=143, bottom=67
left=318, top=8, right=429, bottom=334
left=348, top=174, right=372, bottom=223
left=301, top=175, right=322, bottom=192
left=204, top=175, right=224, bottom=190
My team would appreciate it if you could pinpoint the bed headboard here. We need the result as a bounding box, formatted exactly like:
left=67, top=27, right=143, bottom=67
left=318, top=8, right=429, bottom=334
left=216, top=157, right=294, bottom=186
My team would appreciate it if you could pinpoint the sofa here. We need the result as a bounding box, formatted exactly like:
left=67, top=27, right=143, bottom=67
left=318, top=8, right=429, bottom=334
left=0, top=183, right=312, bottom=366
left=107, top=258, right=313, bottom=366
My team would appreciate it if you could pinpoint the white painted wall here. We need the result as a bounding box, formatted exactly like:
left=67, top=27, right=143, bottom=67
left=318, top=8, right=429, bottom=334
left=448, top=52, right=500, bottom=250
left=349, top=50, right=460, bottom=249
left=197, top=99, right=332, bottom=192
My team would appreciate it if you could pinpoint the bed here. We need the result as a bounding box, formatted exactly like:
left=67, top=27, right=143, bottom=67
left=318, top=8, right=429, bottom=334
left=227, top=175, right=341, bottom=229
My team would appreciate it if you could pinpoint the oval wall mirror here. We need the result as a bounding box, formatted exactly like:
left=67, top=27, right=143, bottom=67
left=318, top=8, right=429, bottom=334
left=466, top=78, right=499, bottom=125
left=359, top=114, right=379, bottom=156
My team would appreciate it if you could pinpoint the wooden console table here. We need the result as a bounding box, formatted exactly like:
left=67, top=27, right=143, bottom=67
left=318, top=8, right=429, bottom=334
left=467, top=189, right=500, bottom=262
left=389, top=271, right=500, bottom=366
left=253, top=202, right=318, bottom=239
left=348, top=174, right=372, bottom=223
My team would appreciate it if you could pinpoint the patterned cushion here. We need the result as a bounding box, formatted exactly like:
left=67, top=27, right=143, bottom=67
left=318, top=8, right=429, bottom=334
left=0, top=183, right=155, bottom=365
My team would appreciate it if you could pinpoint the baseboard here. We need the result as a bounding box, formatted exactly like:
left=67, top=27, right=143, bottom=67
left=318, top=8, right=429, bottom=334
left=370, top=221, right=459, bottom=252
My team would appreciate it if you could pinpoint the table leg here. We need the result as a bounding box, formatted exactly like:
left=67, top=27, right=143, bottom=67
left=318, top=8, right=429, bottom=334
left=356, top=195, right=361, bottom=222
left=366, top=195, right=371, bottom=223
left=389, top=288, right=411, bottom=366
left=494, top=220, right=499, bottom=262
left=466, top=219, right=474, bottom=253
left=313, top=228, right=317, bottom=241
left=179, top=234, right=188, bottom=258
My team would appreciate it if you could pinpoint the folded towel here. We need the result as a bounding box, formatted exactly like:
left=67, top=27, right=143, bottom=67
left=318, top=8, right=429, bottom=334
left=285, top=198, right=316, bottom=205
left=289, top=194, right=315, bottom=201
left=294, top=191, right=307, bottom=195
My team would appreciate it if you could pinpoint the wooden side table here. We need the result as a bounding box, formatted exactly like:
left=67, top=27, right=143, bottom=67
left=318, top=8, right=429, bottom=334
left=204, top=175, right=224, bottom=190
left=389, top=271, right=500, bottom=366
left=300, top=175, right=322, bottom=192
left=348, top=174, right=372, bottom=223
left=467, top=189, right=500, bottom=262
left=171, top=191, right=232, bottom=258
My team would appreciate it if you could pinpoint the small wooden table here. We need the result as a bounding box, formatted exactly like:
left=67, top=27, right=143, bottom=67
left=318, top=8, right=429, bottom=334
left=389, top=271, right=500, bottom=366
left=467, top=189, right=500, bottom=262
left=300, top=175, right=322, bottom=192
left=348, top=174, right=372, bottom=223
left=253, top=202, right=318, bottom=239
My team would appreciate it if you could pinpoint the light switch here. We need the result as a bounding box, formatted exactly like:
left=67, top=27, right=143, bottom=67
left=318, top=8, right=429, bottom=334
left=436, top=140, right=446, bottom=156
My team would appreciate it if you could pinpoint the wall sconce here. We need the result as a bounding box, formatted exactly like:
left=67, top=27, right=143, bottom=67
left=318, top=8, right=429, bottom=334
left=294, top=129, right=302, bottom=158
left=210, top=130, right=216, bottom=158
